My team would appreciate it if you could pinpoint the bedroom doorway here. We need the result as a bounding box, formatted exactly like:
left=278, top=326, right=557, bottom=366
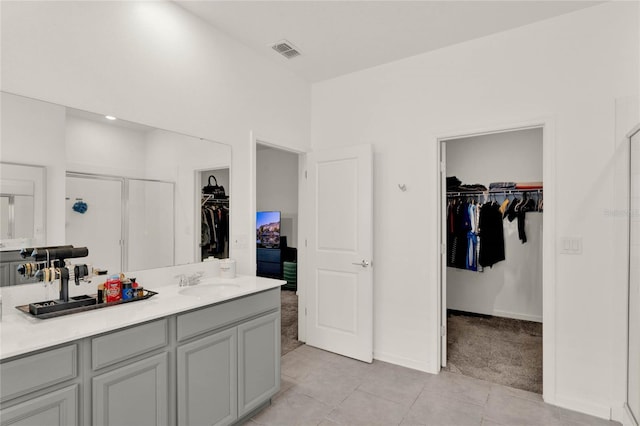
left=255, top=141, right=303, bottom=355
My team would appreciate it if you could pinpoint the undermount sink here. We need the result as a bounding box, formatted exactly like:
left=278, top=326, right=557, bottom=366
left=178, top=283, right=240, bottom=298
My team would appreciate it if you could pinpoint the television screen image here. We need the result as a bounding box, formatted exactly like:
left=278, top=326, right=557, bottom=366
left=256, top=211, right=281, bottom=248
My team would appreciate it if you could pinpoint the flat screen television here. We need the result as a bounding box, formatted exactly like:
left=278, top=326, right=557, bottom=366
left=256, top=211, right=281, bottom=248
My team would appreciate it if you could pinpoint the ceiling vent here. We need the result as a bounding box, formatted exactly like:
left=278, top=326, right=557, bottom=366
left=271, top=40, right=301, bottom=59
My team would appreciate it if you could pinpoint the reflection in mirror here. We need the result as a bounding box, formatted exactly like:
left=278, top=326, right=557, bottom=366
left=0, top=163, right=45, bottom=250
left=66, top=173, right=176, bottom=274
left=0, top=91, right=231, bottom=285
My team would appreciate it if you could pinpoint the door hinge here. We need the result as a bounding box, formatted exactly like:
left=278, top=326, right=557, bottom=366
left=305, top=239, right=308, bottom=247
left=305, top=308, right=307, bottom=316
left=305, top=170, right=308, bottom=179
left=440, top=243, right=446, bottom=255
left=441, top=325, right=446, bottom=337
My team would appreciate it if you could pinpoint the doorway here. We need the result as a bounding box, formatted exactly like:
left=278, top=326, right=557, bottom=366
left=197, top=167, right=230, bottom=262
left=439, top=124, right=552, bottom=396
left=255, top=142, right=303, bottom=355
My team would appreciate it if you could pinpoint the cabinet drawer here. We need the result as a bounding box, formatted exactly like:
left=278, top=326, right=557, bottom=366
left=0, top=384, right=79, bottom=426
left=177, top=289, right=279, bottom=342
left=92, top=319, right=168, bottom=370
left=0, top=344, right=78, bottom=402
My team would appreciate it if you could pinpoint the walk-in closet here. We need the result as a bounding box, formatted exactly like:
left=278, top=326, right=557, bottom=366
left=442, top=127, right=544, bottom=393
left=200, top=169, right=230, bottom=261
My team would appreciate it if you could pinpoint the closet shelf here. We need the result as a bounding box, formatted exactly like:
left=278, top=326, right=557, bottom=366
left=201, top=195, right=230, bottom=206
left=447, top=188, right=543, bottom=197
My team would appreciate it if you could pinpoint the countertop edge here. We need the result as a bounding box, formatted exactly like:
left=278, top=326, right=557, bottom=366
left=0, top=275, right=285, bottom=361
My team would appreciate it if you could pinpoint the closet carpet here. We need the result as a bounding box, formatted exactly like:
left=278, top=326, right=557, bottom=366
left=444, top=310, right=543, bottom=394
left=281, top=289, right=303, bottom=356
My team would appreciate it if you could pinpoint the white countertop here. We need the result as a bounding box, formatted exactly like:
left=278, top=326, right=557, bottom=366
left=0, top=274, right=284, bottom=360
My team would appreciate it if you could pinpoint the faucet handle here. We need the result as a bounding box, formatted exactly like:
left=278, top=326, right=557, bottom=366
left=174, top=274, right=187, bottom=286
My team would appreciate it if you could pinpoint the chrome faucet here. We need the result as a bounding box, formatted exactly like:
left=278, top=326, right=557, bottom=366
left=176, top=272, right=204, bottom=287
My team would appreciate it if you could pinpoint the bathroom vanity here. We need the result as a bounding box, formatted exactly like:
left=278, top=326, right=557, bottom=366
left=0, top=273, right=283, bottom=426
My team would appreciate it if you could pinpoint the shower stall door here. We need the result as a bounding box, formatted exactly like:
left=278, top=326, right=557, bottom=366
left=629, top=126, right=640, bottom=425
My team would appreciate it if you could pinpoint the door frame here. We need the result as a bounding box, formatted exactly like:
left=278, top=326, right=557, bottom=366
left=435, top=117, right=557, bottom=403
left=250, top=134, right=307, bottom=342
left=625, top=124, right=640, bottom=426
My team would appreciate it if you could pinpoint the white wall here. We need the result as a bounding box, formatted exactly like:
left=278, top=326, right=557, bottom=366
left=256, top=146, right=299, bottom=248
left=1, top=93, right=67, bottom=246
left=0, top=0, right=311, bottom=274
left=65, top=114, right=148, bottom=179
left=311, top=2, right=638, bottom=418
left=446, top=128, right=543, bottom=322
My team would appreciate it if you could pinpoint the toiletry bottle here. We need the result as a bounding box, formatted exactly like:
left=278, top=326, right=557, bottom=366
left=105, top=274, right=122, bottom=303
left=122, top=280, right=133, bottom=301
left=97, top=283, right=104, bottom=303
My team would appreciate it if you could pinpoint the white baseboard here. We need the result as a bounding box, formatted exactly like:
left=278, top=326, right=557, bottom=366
left=373, top=350, right=434, bottom=374
left=448, top=305, right=542, bottom=323
left=492, top=309, right=543, bottom=323
left=553, top=394, right=612, bottom=420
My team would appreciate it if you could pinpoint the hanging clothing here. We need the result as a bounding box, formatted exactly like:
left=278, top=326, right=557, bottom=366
left=201, top=203, right=229, bottom=258
left=466, top=231, right=478, bottom=271
left=478, top=202, right=505, bottom=268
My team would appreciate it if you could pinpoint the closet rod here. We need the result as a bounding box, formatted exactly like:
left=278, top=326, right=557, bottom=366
left=446, top=188, right=543, bottom=197
left=201, top=195, right=230, bottom=206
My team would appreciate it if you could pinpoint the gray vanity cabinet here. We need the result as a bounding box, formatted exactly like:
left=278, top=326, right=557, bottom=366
left=0, top=384, right=79, bottom=426
left=90, top=319, right=170, bottom=426
left=237, top=311, right=280, bottom=417
left=0, top=344, right=79, bottom=426
left=176, top=288, right=281, bottom=425
left=1, top=287, right=280, bottom=426
left=177, top=328, right=238, bottom=426
left=92, top=352, right=169, bottom=426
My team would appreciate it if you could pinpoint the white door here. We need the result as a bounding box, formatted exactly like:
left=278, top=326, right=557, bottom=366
left=306, top=144, right=373, bottom=362
left=66, top=175, right=123, bottom=274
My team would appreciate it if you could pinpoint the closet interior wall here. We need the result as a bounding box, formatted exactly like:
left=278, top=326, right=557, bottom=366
left=446, top=128, right=543, bottom=322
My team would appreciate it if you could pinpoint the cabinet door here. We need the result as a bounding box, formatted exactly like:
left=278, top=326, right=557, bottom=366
left=92, top=352, right=168, bottom=426
left=177, top=328, right=237, bottom=426
left=237, top=311, right=280, bottom=417
left=0, top=384, right=78, bottom=426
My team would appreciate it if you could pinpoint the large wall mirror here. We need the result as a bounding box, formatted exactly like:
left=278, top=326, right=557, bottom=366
left=0, top=91, right=231, bottom=286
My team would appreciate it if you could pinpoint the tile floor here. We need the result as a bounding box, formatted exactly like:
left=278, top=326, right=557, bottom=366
left=246, top=345, right=619, bottom=426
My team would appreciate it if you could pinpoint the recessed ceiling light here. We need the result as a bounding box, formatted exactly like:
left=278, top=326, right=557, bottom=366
left=105, top=115, right=117, bottom=120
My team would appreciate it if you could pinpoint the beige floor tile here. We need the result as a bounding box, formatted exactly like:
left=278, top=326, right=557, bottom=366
left=358, top=368, right=426, bottom=407
left=405, top=388, right=484, bottom=426
left=483, top=391, right=566, bottom=426
left=253, top=345, right=618, bottom=426
left=251, top=389, right=333, bottom=426
left=553, top=406, right=620, bottom=426
left=290, top=363, right=363, bottom=407
left=326, top=389, right=408, bottom=425
left=422, top=371, right=491, bottom=407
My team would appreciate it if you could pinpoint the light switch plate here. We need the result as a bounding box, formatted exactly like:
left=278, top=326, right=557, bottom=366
left=560, top=237, right=582, bottom=254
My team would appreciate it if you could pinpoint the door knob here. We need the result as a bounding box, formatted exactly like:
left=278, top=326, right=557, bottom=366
left=352, top=260, right=370, bottom=268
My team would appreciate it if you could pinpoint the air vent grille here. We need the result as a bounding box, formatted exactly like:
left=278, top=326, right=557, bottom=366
left=271, top=40, right=301, bottom=59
